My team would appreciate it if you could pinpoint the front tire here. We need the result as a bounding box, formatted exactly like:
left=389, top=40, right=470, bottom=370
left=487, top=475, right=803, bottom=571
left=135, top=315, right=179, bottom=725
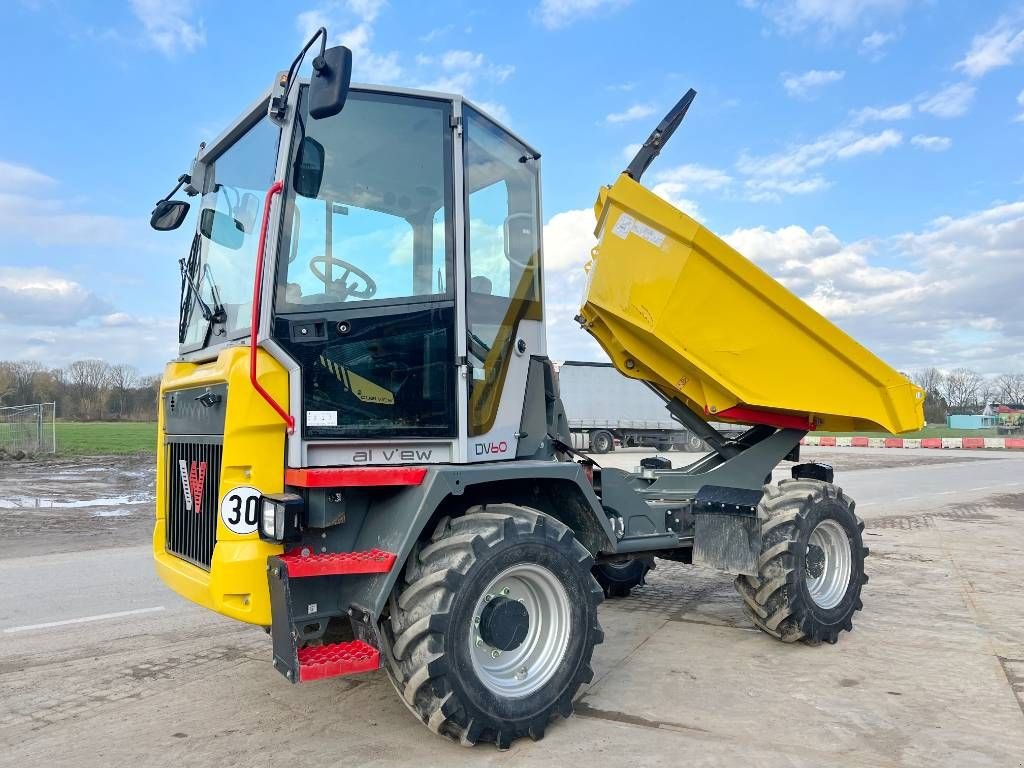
left=735, top=479, right=868, bottom=644
left=384, top=504, right=604, bottom=748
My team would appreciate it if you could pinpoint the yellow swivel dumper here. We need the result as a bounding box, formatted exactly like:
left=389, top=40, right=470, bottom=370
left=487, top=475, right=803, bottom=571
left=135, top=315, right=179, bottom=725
left=149, top=34, right=923, bottom=749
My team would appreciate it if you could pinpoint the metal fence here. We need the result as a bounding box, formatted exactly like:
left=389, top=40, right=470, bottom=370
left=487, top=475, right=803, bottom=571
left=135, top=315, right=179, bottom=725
left=0, top=403, right=56, bottom=455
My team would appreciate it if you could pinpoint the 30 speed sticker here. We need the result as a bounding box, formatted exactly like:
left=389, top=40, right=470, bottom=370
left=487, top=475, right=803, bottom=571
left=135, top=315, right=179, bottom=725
left=220, top=486, right=261, bottom=534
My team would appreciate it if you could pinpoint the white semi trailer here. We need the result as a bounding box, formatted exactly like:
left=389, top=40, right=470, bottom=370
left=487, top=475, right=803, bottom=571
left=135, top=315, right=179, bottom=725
left=557, top=361, right=742, bottom=453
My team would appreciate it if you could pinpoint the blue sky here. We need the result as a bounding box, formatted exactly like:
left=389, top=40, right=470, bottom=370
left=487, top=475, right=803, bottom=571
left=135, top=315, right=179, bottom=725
left=1, top=0, right=1022, bottom=375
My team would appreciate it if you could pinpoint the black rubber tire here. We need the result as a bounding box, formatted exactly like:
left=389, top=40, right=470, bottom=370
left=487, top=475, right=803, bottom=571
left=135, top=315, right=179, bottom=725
left=734, top=479, right=868, bottom=644
left=655, top=442, right=671, bottom=453
left=593, top=557, right=655, bottom=598
left=590, top=430, right=613, bottom=454
left=383, top=504, right=604, bottom=748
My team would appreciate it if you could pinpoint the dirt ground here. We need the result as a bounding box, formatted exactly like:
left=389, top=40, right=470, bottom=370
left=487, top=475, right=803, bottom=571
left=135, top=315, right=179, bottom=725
left=0, top=454, right=154, bottom=557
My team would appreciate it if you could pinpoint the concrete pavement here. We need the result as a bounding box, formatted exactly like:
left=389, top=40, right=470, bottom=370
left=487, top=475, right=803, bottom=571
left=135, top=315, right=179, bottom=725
left=1, top=448, right=1023, bottom=766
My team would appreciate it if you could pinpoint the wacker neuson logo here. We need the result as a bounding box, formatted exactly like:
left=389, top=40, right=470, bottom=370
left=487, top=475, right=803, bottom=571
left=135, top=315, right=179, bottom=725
left=178, top=459, right=208, bottom=515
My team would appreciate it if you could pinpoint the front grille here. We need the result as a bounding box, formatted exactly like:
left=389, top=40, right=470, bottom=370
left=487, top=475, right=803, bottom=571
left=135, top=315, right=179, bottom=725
left=165, top=440, right=223, bottom=570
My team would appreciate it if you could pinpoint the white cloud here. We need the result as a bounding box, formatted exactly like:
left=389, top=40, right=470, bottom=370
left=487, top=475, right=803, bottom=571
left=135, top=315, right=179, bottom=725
left=1015, top=89, right=1024, bottom=123
left=835, top=128, right=902, bottom=158
left=737, top=127, right=902, bottom=178
left=0, top=161, right=56, bottom=191
left=743, top=176, right=831, bottom=202
left=544, top=209, right=596, bottom=272
left=535, top=0, right=631, bottom=30
left=605, top=104, right=656, bottom=124
left=955, top=11, right=1024, bottom=78
left=910, top=134, right=952, bottom=152
left=859, top=29, right=897, bottom=59
left=419, top=25, right=452, bottom=42
left=781, top=69, right=845, bottom=99
left=719, top=200, right=1024, bottom=373
left=653, top=163, right=733, bottom=191
left=650, top=183, right=702, bottom=219
left=417, top=49, right=515, bottom=96
left=735, top=123, right=903, bottom=201
left=0, top=312, right=178, bottom=371
left=742, top=0, right=912, bottom=36
left=130, top=0, right=205, bottom=56
left=0, top=191, right=130, bottom=247
left=918, top=82, right=976, bottom=118
left=851, top=102, right=912, bottom=124
left=298, top=1, right=402, bottom=84
left=472, top=100, right=511, bottom=124
left=0, top=268, right=112, bottom=326
left=622, top=142, right=643, bottom=161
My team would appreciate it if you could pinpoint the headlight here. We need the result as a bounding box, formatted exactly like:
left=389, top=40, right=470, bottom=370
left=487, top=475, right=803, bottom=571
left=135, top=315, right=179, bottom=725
left=258, top=493, right=304, bottom=542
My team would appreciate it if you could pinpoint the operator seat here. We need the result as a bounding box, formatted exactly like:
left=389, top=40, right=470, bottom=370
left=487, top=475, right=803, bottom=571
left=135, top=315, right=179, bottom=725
left=470, top=276, right=492, bottom=295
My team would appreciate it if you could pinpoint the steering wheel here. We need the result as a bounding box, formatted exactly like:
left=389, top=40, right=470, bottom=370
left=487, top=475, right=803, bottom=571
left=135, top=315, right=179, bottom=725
left=309, top=255, right=377, bottom=300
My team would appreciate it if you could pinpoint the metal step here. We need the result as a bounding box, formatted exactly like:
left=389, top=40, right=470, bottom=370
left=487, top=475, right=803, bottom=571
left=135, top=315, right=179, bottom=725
left=297, top=640, right=380, bottom=681
left=278, top=548, right=397, bottom=577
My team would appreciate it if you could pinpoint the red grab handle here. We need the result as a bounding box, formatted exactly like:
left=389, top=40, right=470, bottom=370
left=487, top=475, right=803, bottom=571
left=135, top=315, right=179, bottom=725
left=250, top=180, right=294, bottom=433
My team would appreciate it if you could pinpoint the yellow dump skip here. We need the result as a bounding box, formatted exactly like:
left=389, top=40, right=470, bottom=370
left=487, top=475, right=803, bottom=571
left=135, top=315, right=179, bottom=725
left=578, top=174, right=924, bottom=434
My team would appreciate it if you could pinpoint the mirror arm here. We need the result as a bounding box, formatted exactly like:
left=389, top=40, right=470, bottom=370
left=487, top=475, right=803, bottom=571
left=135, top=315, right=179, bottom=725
left=272, top=27, right=328, bottom=119
left=155, top=173, right=191, bottom=208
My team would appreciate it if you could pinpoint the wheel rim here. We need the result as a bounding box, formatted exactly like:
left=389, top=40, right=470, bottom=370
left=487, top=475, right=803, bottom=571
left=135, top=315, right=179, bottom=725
left=805, top=519, right=853, bottom=609
left=594, top=434, right=609, bottom=451
left=468, top=563, right=572, bottom=699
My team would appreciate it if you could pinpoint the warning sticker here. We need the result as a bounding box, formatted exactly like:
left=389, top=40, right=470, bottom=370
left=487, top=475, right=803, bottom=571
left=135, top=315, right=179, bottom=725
left=631, top=220, right=666, bottom=247
left=611, top=213, right=635, bottom=239
left=610, top=213, right=666, bottom=247
left=307, top=410, right=338, bottom=427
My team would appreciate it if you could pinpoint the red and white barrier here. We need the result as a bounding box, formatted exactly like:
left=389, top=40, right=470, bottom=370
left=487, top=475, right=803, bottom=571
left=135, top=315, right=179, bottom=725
left=800, top=435, right=1022, bottom=449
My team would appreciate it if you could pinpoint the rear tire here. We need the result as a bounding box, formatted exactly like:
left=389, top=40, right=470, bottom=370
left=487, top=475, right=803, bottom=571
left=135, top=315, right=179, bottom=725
left=590, top=430, right=613, bottom=454
left=384, top=504, right=604, bottom=748
left=734, top=479, right=868, bottom=644
left=593, top=557, right=654, bottom=598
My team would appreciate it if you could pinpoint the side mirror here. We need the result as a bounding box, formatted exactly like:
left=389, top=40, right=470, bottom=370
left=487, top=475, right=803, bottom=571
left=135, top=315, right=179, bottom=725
left=150, top=199, right=190, bottom=231
left=309, top=45, right=352, bottom=120
left=199, top=208, right=245, bottom=249
left=293, top=137, right=325, bottom=198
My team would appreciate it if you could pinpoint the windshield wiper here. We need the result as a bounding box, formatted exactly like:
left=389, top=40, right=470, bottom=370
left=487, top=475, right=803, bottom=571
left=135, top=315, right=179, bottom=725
left=202, top=264, right=228, bottom=326
left=178, top=258, right=219, bottom=324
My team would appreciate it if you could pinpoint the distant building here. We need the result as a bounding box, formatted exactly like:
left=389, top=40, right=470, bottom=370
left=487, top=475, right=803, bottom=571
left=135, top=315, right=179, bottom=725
left=947, top=414, right=996, bottom=430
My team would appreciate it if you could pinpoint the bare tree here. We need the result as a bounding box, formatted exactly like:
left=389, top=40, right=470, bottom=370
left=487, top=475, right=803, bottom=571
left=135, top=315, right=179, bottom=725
left=912, top=367, right=944, bottom=395
left=66, top=359, right=112, bottom=420
left=994, top=373, right=1024, bottom=406
left=0, top=363, right=14, bottom=406
left=108, top=364, right=139, bottom=418
left=940, top=367, right=986, bottom=413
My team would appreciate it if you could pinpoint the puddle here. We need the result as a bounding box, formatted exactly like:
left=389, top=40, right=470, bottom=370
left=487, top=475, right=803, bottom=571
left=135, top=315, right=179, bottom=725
left=0, top=493, right=154, bottom=510
left=89, top=509, right=133, bottom=518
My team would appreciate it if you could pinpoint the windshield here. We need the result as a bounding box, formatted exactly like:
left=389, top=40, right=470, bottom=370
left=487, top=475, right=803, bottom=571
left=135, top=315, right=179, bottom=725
left=180, top=113, right=281, bottom=347
left=275, top=89, right=454, bottom=311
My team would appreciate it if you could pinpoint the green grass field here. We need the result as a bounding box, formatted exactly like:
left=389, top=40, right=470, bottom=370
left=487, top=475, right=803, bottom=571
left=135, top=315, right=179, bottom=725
left=56, top=421, right=157, bottom=455
left=814, top=425, right=1001, bottom=439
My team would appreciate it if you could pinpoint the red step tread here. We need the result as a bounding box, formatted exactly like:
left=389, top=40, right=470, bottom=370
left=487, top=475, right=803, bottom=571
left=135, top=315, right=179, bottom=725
left=280, top=548, right=397, bottom=577
left=298, top=640, right=380, bottom=681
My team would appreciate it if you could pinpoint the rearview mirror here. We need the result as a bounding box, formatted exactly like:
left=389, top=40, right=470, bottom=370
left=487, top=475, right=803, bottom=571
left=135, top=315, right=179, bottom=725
left=236, top=192, right=259, bottom=233
left=309, top=45, right=352, bottom=120
left=199, top=208, right=245, bottom=249
left=150, top=199, right=190, bottom=231
left=293, top=137, right=325, bottom=198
